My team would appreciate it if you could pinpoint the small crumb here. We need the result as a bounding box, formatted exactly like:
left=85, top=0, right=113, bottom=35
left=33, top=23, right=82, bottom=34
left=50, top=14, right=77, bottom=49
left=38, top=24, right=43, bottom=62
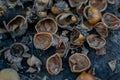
left=26, top=11, right=30, bottom=16
left=108, top=60, right=117, bottom=72
left=26, top=67, right=37, bottom=73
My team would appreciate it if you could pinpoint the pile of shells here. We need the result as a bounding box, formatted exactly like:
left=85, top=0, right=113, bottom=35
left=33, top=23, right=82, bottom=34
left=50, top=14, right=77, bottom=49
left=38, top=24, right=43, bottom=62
left=0, top=0, right=120, bottom=80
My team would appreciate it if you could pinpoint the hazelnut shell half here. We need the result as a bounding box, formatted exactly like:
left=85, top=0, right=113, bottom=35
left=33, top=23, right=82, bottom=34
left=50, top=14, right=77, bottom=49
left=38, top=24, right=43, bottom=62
left=33, top=32, right=53, bottom=50
left=69, top=53, right=91, bottom=73
left=46, top=54, right=63, bottom=75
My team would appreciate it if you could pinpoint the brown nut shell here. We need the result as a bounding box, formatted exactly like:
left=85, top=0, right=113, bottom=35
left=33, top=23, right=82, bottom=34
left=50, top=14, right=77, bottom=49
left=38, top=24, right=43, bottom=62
left=34, top=0, right=50, bottom=11
left=76, top=72, right=95, bottom=80
left=46, top=54, right=63, bottom=75
left=68, top=0, right=88, bottom=7
left=76, top=4, right=86, bottom=16
left=10, top=43, right=25, bottom=57
left=69, top=53, right=91, bottom=73
left=84, top=6, right=102, bottom=25
left=27, top=55, right=42, bottom=72
left=89, top=0, right=107, bottom=12
left=94, top=22, right=108, bottom=38
left=56, top=41, right=66, bottom=57
left=33, top=32, right=53, bottom=50
left=51, top=1, right=70, bottom=15
left=70, top=28, right=85, bottom=46
left=102, top=13, right=120, bottom=30
left=81, top=17, right=94, bottom=31
left=7, top=15, right=28, bottom=38
left=10, top=43, right=29, bottom=58
left=96, top=46, right=106, bottom=55
left=0, top=68, right=20, bottom=80
left=35, top=17, right=58, bottom=34
left=51, top=6, right=63, bottom=15
left=87, top=34, right=106, bottom=49
left=56, top=12, right=78, bottom=28
left=37, top=11, right=47, bottom=18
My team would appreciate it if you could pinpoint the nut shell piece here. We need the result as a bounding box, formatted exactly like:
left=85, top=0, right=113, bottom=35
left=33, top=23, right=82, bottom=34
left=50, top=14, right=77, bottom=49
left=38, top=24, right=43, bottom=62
left=94, top=22, right=108, bottom=38
left=0, top=68, right=20, bottom=80
left=27, top=55, right=42, bottom=67
left=7, top=15, right=28, bottom=38
left=10, top=43, right=24, bottom=57
left=10, top=43, right=29, bottom=57
left=27, top=55, right=42, bottom=72
left=96, top=46, right=106, bottom=55
left=76, top=4, right=86, bottom=16
left=102, top=13, right=120, bottom=30
left=87, top=34, right=106, bottom=49
left=70, top=44, right=81, bottom=50
left=76, top=72, right=95, bottom=80
left=33, top=32, right=53, bottom=50
left=69, top=53, right=91, bottom=73
left=68, top=0, right=88, bottom=7
left=81, top=17, right=94, bottom=31
left=46, top=54, right=63, bottom=75
left=51, top=1, right=70, bottom=15
left=56, top=41, right=67, bottom=57
left=35, top=17, right=58, bottom=34
left=70, top=28, right=85, bottom=46
left=34, top=0, right=50, bottom=11
left=56, top=12, right=78, bottom=28
left=84, top=6, right=102, bottom=25
left=89, top=0, right=107, bottom=12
